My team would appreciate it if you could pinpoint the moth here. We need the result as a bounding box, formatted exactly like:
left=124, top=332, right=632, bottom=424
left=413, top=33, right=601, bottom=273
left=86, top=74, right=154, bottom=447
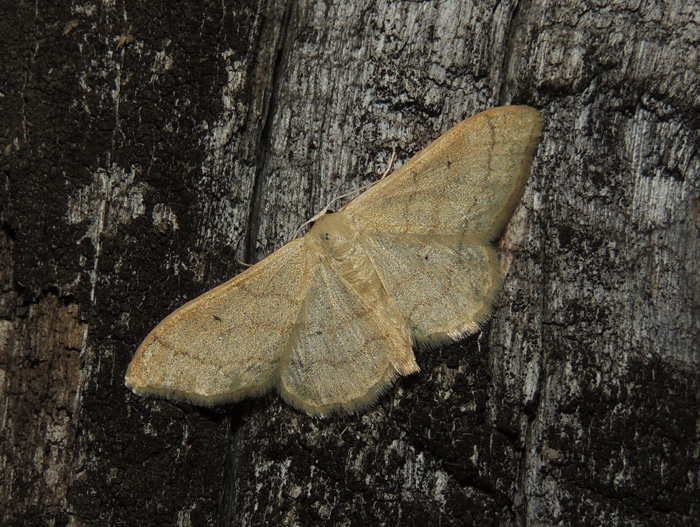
left=125, top=106, right=541, bottom=416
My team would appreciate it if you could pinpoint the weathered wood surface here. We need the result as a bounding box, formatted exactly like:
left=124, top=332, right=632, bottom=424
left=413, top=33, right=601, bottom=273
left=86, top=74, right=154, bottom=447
left=1, top=0, right=698, bottom=526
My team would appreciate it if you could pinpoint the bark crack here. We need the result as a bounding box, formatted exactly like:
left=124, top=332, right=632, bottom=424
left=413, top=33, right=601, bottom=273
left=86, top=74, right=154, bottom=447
left=244, top=0, right=298, bottom=265
left=497, top=0, right=532, bottom=103
left=513, top=207, right=551, bottom=527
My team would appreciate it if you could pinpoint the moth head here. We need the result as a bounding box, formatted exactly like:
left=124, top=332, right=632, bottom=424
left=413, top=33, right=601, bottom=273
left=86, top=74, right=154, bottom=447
left=308, top=211, right=354, bottom=250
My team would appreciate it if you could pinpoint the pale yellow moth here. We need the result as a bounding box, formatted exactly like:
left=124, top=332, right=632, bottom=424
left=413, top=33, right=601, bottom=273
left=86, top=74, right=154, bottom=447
left=125, top=106, right=542, bottom=416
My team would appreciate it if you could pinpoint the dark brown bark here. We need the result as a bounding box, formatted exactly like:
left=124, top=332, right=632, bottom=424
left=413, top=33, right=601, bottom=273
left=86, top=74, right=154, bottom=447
left=1, top=1, right=698, bottom=526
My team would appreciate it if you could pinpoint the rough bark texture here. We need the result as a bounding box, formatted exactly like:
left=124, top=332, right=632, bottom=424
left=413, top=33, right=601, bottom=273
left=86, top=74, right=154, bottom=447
left=1, top=1, right=698, bottom=526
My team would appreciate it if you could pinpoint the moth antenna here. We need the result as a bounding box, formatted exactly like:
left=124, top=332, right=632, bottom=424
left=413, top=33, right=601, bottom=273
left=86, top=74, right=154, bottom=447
left=292, top=147, right=398, bottom=239
left=380, top=147, right=396, bottom=180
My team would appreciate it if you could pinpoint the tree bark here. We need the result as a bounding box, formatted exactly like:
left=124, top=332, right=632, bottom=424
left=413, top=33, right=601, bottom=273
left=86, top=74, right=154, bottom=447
left=1, top=0, right=698, bottom=526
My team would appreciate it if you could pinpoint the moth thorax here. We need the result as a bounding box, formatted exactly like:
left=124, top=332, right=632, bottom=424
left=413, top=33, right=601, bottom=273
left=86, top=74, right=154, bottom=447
left=310, top=212, right=386, bottom=305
